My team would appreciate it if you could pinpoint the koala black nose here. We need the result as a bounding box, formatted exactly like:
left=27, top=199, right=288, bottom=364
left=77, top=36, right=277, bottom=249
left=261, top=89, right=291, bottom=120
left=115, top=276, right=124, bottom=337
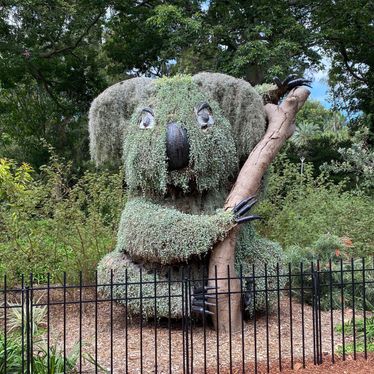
left=166, top=122, right=190, bottom=171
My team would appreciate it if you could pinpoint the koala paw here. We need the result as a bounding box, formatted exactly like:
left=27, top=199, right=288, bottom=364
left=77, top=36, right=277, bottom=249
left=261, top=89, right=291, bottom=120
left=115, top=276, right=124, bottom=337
left=242, top=276, right=255, bottom=311
left=273, top=74, right=312, bottom=92
left=232, top=196, right=261, bottom=224
left=191, top=285, right=217, bottom=315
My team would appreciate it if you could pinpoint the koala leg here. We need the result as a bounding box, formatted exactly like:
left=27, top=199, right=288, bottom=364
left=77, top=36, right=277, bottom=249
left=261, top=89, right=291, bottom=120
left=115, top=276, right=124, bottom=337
left=191, top=286, right=217, bottom=315
left=97, top=251, right=185, bottom=319
left=235, top=225, right=286, bottom=316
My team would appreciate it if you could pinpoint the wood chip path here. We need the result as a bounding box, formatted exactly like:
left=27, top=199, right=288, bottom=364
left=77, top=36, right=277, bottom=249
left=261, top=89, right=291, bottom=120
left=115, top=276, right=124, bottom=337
left=32, top=290, right=369, bottom=373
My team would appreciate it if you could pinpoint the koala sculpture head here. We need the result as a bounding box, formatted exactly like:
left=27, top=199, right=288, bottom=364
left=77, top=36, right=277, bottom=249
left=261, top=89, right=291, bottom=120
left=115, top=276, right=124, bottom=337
left=89, top=73, right=266, bottom=196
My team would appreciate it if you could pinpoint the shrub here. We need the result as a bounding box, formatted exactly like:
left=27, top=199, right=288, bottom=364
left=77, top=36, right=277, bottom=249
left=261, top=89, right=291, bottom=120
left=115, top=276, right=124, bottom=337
left=0, top=325, right=87, bottom=373
left=336, top=316, right=374, bottom=354
left=286, top=132, right=351, bottom=179
left=321, top=129, right=374, bottom=194
left=256, top=155, right=374, bottom=257
left=267, top=188, right=373, bottom=257
left=0, top=298, right=77, bottom=373
left=284, top=234, right=374, bottom=311
left=0, top=155, right=125, bottom=285
left=0, top=297, right=102, bottom=373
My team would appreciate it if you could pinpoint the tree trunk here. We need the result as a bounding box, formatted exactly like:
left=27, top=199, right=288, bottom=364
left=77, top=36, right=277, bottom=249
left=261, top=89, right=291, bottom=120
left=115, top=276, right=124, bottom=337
left=208, top=87, right=310, bottom=333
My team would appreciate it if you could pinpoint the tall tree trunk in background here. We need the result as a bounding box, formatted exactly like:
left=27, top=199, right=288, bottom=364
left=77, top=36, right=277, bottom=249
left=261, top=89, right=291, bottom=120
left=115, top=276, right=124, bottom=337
left=209, top=87, right=310, bottom=333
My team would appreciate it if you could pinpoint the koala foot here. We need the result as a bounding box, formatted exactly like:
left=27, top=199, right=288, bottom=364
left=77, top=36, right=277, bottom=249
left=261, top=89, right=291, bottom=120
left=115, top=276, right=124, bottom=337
left=273, top=74, right=312, bottom=92
left=242, top=277, right=255, bottom=311
left=233, top=196, right=261, bottom=224
left=191, top=285, right=217, bottom=315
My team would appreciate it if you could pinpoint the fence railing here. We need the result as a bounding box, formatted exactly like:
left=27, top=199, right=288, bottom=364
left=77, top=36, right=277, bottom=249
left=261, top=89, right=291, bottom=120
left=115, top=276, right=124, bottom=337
left=0, top=257, right=373, bottom=373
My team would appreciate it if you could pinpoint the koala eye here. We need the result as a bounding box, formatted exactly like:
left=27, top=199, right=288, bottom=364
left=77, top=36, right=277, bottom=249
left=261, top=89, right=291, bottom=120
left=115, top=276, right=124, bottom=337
left=195, top=102, right=214, bottom=129
left=138, top=107, right=155, bottom=129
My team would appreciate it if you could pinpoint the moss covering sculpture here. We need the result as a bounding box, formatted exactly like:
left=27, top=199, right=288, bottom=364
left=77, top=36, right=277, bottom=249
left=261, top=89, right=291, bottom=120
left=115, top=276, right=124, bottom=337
left=89, top=73, right=310, bottom=320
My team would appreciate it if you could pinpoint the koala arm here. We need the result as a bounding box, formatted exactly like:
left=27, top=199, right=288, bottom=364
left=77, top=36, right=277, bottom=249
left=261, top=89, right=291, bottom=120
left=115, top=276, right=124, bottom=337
left=115, top=198, right=236, bottom=265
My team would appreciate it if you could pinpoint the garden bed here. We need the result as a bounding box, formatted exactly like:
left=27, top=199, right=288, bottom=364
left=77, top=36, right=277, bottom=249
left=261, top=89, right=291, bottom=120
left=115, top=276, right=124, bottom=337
left=204, top=353, right=374, bottom=374
left=36, top=291, right=369, bottom=373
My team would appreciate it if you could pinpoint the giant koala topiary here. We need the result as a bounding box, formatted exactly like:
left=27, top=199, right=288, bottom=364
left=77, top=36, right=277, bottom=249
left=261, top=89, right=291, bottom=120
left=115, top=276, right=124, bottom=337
left=89, top=73, right=302, bottom=319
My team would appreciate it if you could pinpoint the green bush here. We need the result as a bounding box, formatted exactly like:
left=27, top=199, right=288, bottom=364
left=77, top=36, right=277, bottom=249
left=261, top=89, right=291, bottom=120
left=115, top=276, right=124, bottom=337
left=0, top=301, right=99, bottom=374
left=0, top=154, right=125, bottom=285
left=336, top=316, right=374, bottom=354
left=0, top=298, right=80, bottom=373
left=284, top=234, right=374, bottom=311
left=321, top=129, right=374, bottom=194
left=286, top=132, right=351, bottom=181
left=265, top=147, right=374, bottom=310
left=256, top=155, right=374, bottom=257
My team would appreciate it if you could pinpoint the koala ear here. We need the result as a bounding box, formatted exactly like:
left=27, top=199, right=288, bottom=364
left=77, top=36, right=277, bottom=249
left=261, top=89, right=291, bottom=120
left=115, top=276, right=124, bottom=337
left=89, top=77, right=154, bottom=166
left=192, top=72, right=266, bottom=161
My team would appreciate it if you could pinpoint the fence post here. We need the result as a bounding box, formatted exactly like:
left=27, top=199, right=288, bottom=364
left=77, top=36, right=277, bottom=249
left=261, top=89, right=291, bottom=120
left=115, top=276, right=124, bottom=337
left=3, top=275, right=7, bottom=374
left=312, top=266, right=322, bottom=364
left=183, top=272, right=190, bottom=374
left=25, top=286, right=31, bottom=374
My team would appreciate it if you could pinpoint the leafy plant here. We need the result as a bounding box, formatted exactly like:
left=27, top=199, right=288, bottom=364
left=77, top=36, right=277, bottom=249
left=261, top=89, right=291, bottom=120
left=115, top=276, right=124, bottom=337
left=256, top=155, right=374, bottom=257
left=0, top=296, right=107, bottom=373
left=321, top=129, right=374, bottom=194
left=0, top=153, right=125, bottom=285
left=32, top=343, right=80, bottom=374
left=0, top=334, right=24, bottom=373
left=5, top=303, right=46, bottom=337
left=336, top=316, right=374, bottom=342
left=284, top=234, right=374, bottom=310
left=291, top=121, right=321, bottom=147
left=0, top=334, right=82, bottom=374
left=336, top=316, right=374, bottom=354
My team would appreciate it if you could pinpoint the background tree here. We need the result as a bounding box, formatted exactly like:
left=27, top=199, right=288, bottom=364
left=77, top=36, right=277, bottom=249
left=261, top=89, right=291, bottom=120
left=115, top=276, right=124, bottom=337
left=1, top=0, right=323, bottom=170
left=179, top=0, right=320, bottom=83
left=0, top=1, right=108, bottom=168
left=310, top=0, right=374, bottom=142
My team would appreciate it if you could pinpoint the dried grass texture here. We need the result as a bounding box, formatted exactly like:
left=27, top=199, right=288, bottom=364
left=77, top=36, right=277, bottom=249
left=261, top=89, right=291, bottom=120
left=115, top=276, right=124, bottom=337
left=89, top=77, right=154, bottom=166
left=89, top=73, right=266, bottom=168
left=192, top=72, right=266, bottom=162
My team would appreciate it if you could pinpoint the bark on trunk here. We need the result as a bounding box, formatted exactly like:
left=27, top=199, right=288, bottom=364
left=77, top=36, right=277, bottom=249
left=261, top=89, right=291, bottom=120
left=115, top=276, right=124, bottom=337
left=208, top=87, right=310, bottom=333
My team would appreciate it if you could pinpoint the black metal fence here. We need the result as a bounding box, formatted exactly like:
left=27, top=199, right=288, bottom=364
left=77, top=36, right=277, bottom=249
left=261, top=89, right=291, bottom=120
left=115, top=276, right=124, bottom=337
left=0, top=258, right=373, bottom=373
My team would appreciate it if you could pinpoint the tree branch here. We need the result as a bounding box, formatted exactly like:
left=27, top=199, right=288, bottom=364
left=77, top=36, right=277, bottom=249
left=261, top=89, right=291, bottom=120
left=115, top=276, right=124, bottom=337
left=208, top=86, right=310, bottom=333
left=26, top=64, right=67, bottom=111
left=40, top=11, right=104, bottom=59
left=339, top=45, right=367, bottom=83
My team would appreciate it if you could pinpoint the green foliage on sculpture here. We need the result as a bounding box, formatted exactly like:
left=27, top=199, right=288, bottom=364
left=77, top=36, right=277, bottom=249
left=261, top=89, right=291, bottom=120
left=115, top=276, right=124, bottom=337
left=116, top=198, right=235, bottom=264
left=192, top=73, right=266, bottom=163
left=98, top=225, right=284, bottom=318
left=123, top=76, right=238, bottom=195
left=98, top=252, right=186, bottom=320
left=89, top=77, right=154, bottom=167
left=235, top=225, right=286, bottom=314
left=90, top=72, right=285, bottom=318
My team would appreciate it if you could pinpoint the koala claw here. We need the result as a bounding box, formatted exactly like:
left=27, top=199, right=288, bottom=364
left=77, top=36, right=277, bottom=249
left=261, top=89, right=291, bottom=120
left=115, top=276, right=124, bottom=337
left=191, top=285, right=217, bottom=315
left=273, top=75, right=312, bottom=92
left=243, top=277, right=255, bottom=311
left=233, top=196, right=261, bottom=224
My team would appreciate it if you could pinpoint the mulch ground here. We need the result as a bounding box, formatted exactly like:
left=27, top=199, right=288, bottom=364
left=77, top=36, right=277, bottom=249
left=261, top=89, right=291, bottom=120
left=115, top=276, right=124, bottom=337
left=3, top=287, right=372, bottom=373
left=276, top=354, right=374, bottom=374
left=202, top=354, right=374, bottom=373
